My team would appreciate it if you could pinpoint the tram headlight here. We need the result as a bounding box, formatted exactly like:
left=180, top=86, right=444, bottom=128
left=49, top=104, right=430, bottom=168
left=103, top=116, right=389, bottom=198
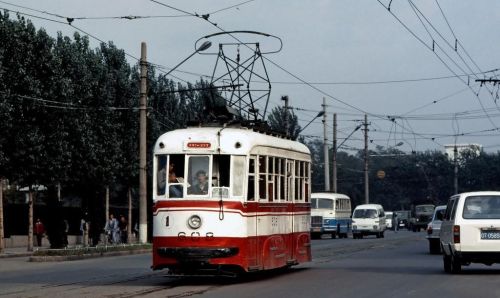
left=187, top=215, right=202, bottom=229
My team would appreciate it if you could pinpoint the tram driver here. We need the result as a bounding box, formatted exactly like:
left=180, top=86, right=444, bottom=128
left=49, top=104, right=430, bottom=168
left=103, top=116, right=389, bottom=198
left=188, top=170, right=209, bottom=195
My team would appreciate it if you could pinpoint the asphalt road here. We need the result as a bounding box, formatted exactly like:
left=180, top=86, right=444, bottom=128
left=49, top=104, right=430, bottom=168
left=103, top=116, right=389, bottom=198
left=1, top=231, right=499, bottom=298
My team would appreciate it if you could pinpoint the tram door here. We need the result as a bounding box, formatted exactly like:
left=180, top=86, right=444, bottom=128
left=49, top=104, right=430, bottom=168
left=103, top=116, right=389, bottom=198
left=247, top=156, right=261, bottom=269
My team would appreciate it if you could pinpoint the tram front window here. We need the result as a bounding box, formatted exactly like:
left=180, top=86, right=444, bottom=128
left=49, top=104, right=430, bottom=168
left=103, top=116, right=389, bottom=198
left=188, top=156, right=210, bottom=195
left=156, top=155, right=167, bottom=196
left=167, top=154, right=185, bottom=198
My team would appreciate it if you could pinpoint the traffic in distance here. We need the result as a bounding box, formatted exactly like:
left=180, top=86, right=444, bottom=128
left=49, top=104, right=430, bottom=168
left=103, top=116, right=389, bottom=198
left=310, top=191, right=500, bottom=274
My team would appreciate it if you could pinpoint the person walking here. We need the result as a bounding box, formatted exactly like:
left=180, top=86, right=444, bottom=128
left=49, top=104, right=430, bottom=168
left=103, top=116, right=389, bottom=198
left=119, top=215, right=128, bottom=244
left=34, top=218, right=45, bottom=247
left=63, top=219, right=69, bottom=247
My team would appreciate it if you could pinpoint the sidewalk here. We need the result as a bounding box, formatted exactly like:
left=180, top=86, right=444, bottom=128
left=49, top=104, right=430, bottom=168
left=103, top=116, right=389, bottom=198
left=1, top=244, right=151, bottom=261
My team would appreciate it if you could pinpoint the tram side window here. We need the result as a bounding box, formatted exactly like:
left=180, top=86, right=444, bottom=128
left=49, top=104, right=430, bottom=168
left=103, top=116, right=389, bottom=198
left=156, top=155, right=167, bottom=196
left=232, top=156, right=246, bottom=197
left=268, top=157, right=275, bottom=202
left=279, top=158, right=285, bottom=201
left=258, top=156, right=267, bottom=201
left=247, top=157, right=256, bottom=201
left=304, top=162, right=310, bottom=202
left=295, top=161, right=304, bottom=202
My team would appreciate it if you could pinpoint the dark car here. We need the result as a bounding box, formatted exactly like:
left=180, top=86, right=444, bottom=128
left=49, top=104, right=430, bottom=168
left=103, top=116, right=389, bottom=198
left=410, top=204, right=435, bottom=232
left=395, top=210, right=411, bottom=230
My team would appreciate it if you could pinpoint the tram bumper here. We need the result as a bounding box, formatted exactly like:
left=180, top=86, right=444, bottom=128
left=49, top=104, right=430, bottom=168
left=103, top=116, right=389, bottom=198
left=157, top=247, right=239, bottom=260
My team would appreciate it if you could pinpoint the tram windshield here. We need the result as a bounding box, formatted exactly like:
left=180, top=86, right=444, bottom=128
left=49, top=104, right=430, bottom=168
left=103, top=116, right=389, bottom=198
left=156, top=154, right=235, bottom=199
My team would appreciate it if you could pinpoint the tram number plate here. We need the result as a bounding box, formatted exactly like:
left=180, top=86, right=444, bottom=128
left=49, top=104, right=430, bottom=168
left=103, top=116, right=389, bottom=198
left=480, top=230, right=500, bottom=240
left=312, top=227, right=321, bottom=232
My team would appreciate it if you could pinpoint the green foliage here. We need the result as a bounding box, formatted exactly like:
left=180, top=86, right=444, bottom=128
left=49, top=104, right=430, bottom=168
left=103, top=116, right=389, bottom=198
left=305, top=139, right=500, bottom=210
left=267, top=106, right=301, bottom=138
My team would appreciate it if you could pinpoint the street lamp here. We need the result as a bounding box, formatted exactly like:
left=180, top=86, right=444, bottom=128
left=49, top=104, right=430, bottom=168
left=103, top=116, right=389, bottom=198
left=297, top=110, right=325, bottom=135
left=163, top=41, right=212, bottom=77
left=138, top=40, right=212, bottom=244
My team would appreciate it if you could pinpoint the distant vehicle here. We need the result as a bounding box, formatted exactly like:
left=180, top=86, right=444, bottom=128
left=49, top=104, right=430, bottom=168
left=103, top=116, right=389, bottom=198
left=440, top=191, right=500, bottom=273
left=310, top=192, right=352, bottom=239
left=385, top=211, right=394, bottom=230
left=352, top=204, right=386, bottom=239
left=426, top=205, right=446, bottom=254
left=395, top=210, right=411, bottom=230
left=410, top=204, right=435, bottom=232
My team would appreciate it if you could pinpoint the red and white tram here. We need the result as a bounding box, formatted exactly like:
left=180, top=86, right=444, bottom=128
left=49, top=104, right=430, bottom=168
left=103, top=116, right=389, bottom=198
left=152, top=125, right=312, bottom=275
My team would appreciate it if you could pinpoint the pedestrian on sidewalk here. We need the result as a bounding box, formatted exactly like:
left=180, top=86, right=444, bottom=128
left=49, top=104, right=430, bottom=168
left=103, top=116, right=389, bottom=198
left=34, top=218, right=45, bottom=247
left=104, top=213, right=120, bottom=244
left=119, top=215, right=128, bottom=244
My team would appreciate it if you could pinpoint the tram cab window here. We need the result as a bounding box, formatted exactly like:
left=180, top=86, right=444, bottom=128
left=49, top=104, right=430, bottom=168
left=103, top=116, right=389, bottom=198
left=167, top=154, right=185, bottom=198
left=156, top=155, right=167, bottom=196
left=187, top=156, right=210, bottom=195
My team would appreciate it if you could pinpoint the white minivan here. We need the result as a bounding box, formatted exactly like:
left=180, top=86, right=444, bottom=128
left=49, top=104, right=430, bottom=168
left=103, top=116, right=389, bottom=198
left=440, top=191, right=500, bottom=273
left=352, top=204, right=386, bottom=239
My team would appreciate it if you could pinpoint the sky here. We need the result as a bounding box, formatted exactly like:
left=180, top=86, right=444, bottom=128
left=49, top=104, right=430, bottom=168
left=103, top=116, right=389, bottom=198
left=4, top=0, right=500, bottom=153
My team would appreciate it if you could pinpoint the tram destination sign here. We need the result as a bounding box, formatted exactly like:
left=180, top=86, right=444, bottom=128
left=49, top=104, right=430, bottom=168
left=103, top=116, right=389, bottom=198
left=184, top=141, right=214, bottom=151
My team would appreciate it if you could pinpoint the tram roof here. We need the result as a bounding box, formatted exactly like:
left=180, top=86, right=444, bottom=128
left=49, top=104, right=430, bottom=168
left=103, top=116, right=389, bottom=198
left=154, top=126, right=310, bottom=157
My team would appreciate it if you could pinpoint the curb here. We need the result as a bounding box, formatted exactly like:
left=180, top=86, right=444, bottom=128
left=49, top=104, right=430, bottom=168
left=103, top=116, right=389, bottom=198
left=29, top=248, right=151, bottom=262
left=0, top=252, right=34, bottom=259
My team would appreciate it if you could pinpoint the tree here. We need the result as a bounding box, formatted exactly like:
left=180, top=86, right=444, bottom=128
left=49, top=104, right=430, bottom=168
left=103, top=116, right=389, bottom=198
left=267, top=106, right=301, bottom=138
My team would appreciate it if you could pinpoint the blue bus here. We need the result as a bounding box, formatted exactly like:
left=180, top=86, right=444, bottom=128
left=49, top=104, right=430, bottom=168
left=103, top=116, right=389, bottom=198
left=310, top=192, right=352, bottom=239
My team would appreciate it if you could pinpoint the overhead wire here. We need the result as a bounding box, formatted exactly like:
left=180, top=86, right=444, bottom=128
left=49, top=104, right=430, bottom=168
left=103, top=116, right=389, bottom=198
left=377, top=0, right=499, bottom=131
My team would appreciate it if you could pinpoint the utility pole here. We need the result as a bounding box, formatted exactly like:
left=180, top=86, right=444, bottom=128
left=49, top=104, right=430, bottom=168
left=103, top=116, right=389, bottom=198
left=322, top=98, right=330, bottom=191
left=139, top=42, right=148, bottom=244
left=453, top=144, right=458, bottom=194
left=282, top=95, right=289, bottom=137
left=364, top=114, right=369, bottom=204
left=332, top=113, right=337, bottom=193
left=105, top=186, right=109, bottom=225
left=0, top=178, right=4, bottom=253
left=127, top=188, right=133, bottom=243
left=28, top=189, right=33, bottom=251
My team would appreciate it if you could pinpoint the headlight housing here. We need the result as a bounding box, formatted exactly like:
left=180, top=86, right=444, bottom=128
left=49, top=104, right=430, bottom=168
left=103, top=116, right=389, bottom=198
left=187, top=215, right=202, bottom=229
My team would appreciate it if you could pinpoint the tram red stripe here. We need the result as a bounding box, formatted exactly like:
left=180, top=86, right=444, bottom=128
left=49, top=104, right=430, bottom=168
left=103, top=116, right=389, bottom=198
left=153, top=200, right=310, bottom=213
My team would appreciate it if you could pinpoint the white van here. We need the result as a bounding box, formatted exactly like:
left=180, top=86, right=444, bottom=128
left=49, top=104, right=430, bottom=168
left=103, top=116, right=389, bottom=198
left=440, top=191, right=500, bottom=273
left=352, top=204, right=386, bottom=239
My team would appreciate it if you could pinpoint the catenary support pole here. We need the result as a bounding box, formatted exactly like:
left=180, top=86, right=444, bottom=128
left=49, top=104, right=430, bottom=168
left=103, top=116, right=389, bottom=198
left=0, top=178, right=4, bottom=253
left=139, top=42, right=148, bottom=244
left=332, top=113, right=337, bottom=193
left=323, top=98, right=330, bottom=191
left=364, top=114, right=369, bottom=204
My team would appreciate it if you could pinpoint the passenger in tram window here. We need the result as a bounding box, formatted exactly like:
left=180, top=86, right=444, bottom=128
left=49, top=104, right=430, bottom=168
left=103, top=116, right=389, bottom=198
left=188, top=170, right=209, bottom=195
left=168, top=163, right=183, bottom=198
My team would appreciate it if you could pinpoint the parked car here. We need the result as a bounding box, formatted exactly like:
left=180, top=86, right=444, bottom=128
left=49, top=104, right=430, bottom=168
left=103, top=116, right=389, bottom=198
left=385, top=211, right=394, bottom=230
left=426, top=205, right=446, bottom=254
left=440, top=191, right=500, bottom=273
left=410, top=204, right=435, bottom=232
left=352, top=204, right=386, bottom=239
left=395, top=210, right=411, bottom=230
